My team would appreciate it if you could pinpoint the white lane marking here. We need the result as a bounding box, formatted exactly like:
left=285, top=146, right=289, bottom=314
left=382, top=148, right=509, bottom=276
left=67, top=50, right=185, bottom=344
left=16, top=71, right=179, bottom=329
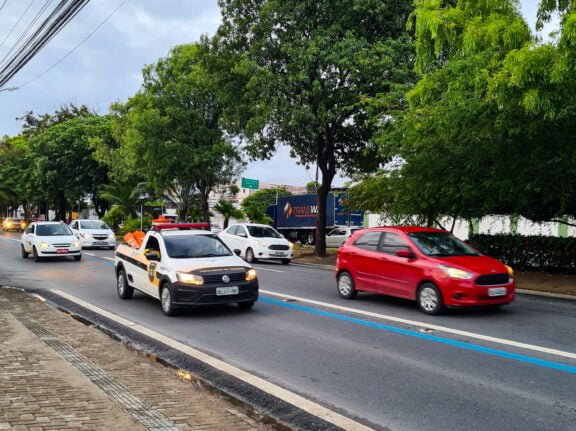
left=101, top=257, right=114, bottom=261
left=0, top=236, right=20, bottom=242
left=290, top=263, right=333, bottom=270
left=84, top=252, right=96, bottom=256
left=260, top=290, right=576, bottom=361
left=253, top=266, right=285, bottom=273
left=50, top=289, right=373, bottom=431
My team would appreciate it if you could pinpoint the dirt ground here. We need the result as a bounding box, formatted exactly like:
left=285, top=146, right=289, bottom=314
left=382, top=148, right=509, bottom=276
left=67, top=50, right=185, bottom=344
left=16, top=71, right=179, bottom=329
left=291, top=247, right=576, bottom=297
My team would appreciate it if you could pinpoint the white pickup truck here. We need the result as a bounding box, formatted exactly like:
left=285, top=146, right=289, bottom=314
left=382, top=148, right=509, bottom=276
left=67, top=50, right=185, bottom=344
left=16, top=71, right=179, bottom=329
left=114, top=223, right=259, bottom=316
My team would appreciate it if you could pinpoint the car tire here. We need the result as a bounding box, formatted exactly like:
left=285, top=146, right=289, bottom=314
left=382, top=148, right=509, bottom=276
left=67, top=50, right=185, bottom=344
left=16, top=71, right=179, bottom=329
left=306, top=231, right=315, bottom=245
left=33, top=247, right=42, bottom=262
left=108, top=246, right=115, bottom=250
left=245, top=248, right=257, bottom=263
left=21, top=244, right=29, bottom=259
left=337, top=271, right=357, bottom=299
left=74, top=254, right=82, bottom=261
left=238, top=301, right=255, bottom=310
left=160, top=283, right=177, bottom=316
left=117, top=268, right=134, bottom=299
left=281, top=259, right=291, bottom=265
left=417, top=282, right=445, bottom=315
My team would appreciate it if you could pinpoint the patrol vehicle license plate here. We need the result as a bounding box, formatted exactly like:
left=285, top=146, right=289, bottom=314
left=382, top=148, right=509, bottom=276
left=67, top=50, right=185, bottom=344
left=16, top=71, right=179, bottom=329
left=56, top=249, right=69, bottom=254
left=216, top=286, right=239, bottom=296
left=488, top=287, right=507, bottom=297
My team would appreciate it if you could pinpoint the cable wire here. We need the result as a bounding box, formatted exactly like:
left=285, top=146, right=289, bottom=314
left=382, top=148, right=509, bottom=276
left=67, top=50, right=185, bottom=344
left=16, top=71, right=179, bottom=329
left=0, top=0, right=36, bottom=51
left=16, top=0, right=129, bottom=89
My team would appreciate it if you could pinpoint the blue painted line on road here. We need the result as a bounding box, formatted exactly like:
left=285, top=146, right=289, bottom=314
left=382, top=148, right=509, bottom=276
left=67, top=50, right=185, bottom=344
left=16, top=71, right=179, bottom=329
left=260, top=297, right=576, bottom=374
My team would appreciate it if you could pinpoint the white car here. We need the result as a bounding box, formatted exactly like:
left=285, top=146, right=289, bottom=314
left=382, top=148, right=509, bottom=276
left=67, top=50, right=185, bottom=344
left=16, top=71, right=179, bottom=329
left=326, top=226, right=363, bottom=248
left=70, top=219, right=116, bottom=249
left=219, top=223, right=293, bottom=264
left=21, top=222, right=82, bottom=262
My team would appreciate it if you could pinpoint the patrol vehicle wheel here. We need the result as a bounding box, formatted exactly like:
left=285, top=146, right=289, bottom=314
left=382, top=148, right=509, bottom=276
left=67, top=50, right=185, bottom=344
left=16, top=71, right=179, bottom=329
left=161, top=283, right=176, bottom=316
left=117, top=268, right=134, bottom=299
left=21, top=244, right=29, bottom=259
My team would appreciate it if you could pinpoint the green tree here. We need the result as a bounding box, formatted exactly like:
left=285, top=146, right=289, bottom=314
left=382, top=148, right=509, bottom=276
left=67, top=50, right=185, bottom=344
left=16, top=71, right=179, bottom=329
left=214, top=198, right=244, bottom=228
left=114, top=41, right=244, bottom=223
left=0, top=135, right=34, bottom=219
left=362, top=0, right=576, bottom=227
left=240, top=187, right=291, bottom=224
left=305, top=181, right=320, bottom=194
left=28, top=115, right=112, bottom=220
left=217, top=0, right=415, bottom=255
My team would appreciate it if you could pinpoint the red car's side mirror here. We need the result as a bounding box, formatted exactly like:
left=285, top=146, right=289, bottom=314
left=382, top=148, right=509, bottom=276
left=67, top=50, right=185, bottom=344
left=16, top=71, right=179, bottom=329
left=396, top=249, right=415, bottom=259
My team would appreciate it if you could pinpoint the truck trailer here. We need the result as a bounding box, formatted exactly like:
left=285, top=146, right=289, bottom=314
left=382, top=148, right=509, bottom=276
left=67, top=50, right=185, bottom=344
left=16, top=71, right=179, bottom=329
left=265, top=192, right=363, bottom=244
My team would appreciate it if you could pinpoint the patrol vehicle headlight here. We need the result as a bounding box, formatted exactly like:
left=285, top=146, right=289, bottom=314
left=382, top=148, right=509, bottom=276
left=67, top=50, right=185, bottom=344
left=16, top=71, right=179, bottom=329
left=177, top=272, right=204, bottom=285
left=245, top=269, right=257, bottom=281
left=39, top=241, right=50, bottom=249
left=256, top=240, right=268, bottom=247
left=80, top=233, right=92, bottom=238
left=73, top=240, right=81, bottom=247
left=288, top=242, right=294, bottom=249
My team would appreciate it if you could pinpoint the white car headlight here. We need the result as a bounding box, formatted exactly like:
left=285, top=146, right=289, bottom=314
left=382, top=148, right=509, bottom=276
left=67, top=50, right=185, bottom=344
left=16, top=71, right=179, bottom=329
left=108, top=233, right=116, bottom=239
left=288, top=241, right=294, bottom=249
left=80, top=233, right=92, bottom=238
left=255, top=240, right=268, bottom=247
left=39, top=241, right=50, bottom=249
left=438, top=264, right=473, bottom=280
left=177, top=272, right=204, bottom=285
left=73, top=240, right=81, bottom=247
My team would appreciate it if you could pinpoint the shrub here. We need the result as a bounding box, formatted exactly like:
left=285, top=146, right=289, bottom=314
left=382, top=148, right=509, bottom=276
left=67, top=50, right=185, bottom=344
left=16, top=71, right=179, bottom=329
left=121, top=217, right=151, bottom=235
left=469, top=234, right=576, bottom=273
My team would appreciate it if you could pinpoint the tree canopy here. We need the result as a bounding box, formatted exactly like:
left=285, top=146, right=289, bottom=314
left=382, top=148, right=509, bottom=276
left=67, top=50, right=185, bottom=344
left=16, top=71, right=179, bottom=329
left=217, top=0, right=415, bottom=254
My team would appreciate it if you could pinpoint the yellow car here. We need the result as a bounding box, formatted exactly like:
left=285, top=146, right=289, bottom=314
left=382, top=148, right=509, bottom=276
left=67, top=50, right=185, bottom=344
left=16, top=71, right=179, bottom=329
left=2, top=218, right=25, bottom=232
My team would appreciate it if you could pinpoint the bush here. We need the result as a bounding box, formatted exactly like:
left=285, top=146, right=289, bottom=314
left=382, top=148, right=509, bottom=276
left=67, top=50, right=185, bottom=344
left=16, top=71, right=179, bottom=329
left=121, top=217, right=151, bottom=235
left=469, top=234, right=576, bottom=273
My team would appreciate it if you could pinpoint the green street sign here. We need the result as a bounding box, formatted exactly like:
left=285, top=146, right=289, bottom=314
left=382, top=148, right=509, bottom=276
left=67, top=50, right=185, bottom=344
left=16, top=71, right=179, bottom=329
left=241, top=177, right=259, bottom=190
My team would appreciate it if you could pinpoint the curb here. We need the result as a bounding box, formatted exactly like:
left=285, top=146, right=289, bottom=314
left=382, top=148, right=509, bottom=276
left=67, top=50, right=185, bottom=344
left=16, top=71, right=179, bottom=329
left=516, top=289, right=576, bottom=301
left=291, top=261, right=576, bottom=302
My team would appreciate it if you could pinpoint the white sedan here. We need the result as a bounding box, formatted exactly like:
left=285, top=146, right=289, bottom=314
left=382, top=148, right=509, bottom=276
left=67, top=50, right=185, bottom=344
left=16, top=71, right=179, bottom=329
left=219, top=223, right=293, bottom=264
left=326, top=227, right=362, bottom=248
left=70, top=219, right=116, bottom=249
left=21, top=222, right=82, bottom=262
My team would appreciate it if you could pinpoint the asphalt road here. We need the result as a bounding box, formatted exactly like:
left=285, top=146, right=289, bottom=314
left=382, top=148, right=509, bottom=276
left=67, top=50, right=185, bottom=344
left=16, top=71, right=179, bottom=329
left=1, top=231, right=575, bottom=431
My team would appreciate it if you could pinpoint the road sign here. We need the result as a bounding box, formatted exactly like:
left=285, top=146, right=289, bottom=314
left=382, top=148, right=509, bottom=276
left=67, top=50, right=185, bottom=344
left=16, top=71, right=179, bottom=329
left=241, top=177, right=259, bottom=190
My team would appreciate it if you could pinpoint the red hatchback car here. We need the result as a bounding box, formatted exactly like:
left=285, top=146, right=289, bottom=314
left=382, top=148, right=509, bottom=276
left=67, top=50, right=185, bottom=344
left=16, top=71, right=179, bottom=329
left=336, top=226, right=515, bottom=314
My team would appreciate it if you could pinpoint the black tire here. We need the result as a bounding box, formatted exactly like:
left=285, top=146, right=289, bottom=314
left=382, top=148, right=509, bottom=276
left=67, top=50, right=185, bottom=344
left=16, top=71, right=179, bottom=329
left=160, top=283, right=177, bottom=316
left=417, top=282, right=445, bottom=315
left=281, top=259, right=291, bottom=265
left=238, top=301, right=255, bottom=310
left=245, top=248, right=257, bottom=263
left=74, top=254, right=82, bottom=261
left=306, top=231, right=315, bottom=245
left=108, top=246, right=115, bottom=250
left=33, top=247, right=42, bottom=262
left=21, top=244, right=29, bottom=259
left=337, top=271, right=357, bottom=299
left=116, top=268, right=134, bottom=299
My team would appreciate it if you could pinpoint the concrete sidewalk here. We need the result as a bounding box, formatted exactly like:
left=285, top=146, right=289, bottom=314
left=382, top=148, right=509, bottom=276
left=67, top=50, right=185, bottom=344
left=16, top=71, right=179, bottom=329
left=0, top=287, right=268, bottom=431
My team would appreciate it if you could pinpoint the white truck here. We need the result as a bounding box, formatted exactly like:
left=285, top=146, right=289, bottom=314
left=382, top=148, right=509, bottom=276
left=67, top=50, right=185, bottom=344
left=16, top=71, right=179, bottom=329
left=114, top=223, right=259, bottom=316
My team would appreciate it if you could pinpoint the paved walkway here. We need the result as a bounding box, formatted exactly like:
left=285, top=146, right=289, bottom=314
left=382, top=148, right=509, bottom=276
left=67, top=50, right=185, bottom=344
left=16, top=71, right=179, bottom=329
left=0, top=287, right=268, bottom=431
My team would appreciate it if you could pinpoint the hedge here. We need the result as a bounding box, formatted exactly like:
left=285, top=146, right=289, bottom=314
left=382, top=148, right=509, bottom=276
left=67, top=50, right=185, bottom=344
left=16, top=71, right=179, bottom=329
left=468, top=234, right=576, bottom=273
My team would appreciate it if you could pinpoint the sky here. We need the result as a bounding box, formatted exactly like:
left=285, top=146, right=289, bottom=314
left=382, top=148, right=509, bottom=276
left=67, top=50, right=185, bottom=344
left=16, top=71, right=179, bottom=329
left=0, top=0, right=553, bottom=189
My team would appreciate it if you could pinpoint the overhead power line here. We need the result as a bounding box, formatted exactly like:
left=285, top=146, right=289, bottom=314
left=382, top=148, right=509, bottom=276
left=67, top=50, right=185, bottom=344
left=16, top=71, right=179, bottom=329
left=0, top=0, right=91, bottom=90
left=0, top=0, right=36, bottom=51
left=17, top=0, right=129, bottom=90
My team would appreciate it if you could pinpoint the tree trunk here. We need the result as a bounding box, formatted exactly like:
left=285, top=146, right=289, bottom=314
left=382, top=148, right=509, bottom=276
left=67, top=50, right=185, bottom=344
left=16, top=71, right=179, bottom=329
left=199, top=182, right=210, bottom=224
left=314, top=132, right=336, bottom=257
left=224, top=217, right=229, bottom=229
left=58, top=191, right=66, bottom=221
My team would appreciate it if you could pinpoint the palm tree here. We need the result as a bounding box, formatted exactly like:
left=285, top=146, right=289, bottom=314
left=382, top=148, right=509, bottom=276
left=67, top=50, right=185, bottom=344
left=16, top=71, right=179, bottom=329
left=214, top=199, right=244, bottom=229
left=99, top=180, right=149, bottom=218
